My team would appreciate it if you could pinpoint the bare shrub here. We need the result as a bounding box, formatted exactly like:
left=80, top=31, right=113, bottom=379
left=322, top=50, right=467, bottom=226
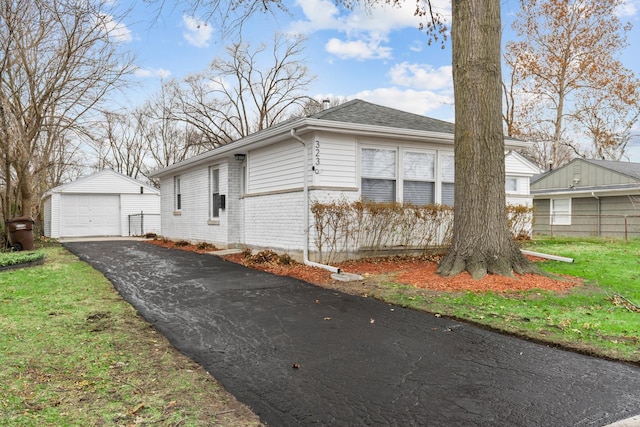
left=312, top=199, right=531, bottom=263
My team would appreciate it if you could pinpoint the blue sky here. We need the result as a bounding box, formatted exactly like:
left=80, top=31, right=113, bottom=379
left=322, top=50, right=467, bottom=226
left=112, top=0, right=640, bottom=160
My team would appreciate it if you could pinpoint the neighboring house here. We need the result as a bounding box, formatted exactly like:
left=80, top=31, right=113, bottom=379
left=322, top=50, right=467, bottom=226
left=43, top=169, right=161, bottom=238
left=531, top=158, right=640, bottom=239
left=505, top=150, right=543, bottom=206
left=150, top=99, right=537, bottom=262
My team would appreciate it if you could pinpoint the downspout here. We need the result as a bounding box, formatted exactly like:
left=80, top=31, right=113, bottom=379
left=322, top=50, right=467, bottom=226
left=290, top=129, right=340, bottom=273
left=592, top=192, right=601, bottom=236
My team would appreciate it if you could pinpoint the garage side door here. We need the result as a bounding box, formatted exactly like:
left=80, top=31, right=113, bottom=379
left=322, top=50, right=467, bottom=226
left=60, top=194, right=121, bottom=237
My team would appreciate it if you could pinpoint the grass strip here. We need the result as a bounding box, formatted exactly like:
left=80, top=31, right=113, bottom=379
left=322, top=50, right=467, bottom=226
left=0, top=246, right=262, bottom=426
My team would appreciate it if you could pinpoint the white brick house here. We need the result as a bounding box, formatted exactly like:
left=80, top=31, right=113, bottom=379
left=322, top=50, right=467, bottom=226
left=150, top=100, right=538, bottom=262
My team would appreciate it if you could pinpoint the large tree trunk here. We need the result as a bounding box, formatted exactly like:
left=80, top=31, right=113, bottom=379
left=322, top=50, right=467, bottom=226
left=437, top=0, right=537, bottom=279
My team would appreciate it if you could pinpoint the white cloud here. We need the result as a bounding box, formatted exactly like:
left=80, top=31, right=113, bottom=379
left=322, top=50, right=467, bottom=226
left=290, top=0, right=450, bottom=62
left=182, top=15, right=213, bottom=48
left=134, top=67, right=171, bottom=79
left=291, top=0, right=450, bottom=38
left=98, top=14, right=132, bottom=43
left=289, top=0, right=340, bottom=34
left=353, top=87, right=454, bottom=118
left=325, top=38, right=392, bottom=60
left=389, top=62, right=452, bottom=91
left=617, top=0, right=639, bottom=17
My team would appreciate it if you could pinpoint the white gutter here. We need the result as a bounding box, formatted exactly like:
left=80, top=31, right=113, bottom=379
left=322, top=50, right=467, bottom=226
left=290, top=128, right=340, bottom=274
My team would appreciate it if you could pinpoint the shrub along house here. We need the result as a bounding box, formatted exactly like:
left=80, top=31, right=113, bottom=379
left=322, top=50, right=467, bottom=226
left=531, top=158, right=640, bottom=239
left=150, top=99, right=538, bottom=264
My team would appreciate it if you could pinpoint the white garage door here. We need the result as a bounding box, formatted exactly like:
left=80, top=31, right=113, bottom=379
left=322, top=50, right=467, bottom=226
left=60, top=194, right=121, bottom=237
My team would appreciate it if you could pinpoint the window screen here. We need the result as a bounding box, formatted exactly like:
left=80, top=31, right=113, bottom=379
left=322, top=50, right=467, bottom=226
left=441, top=154, right=455, bottom=206
left=403, top=151, right=435, bottom=205
left=361, top=148, right=396, bottom=202
left=404, top=181, right=435, bottom=205
left=174, top=176, right=181, bottom=210
left=210, top=168, right=220, bottom=218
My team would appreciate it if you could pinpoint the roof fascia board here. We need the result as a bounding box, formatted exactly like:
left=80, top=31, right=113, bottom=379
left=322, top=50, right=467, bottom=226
left=151, top=117, right=530, bottom=178
left=532, top=187, right=640, bottom=198
left=150, top=118, right=306, bottom=178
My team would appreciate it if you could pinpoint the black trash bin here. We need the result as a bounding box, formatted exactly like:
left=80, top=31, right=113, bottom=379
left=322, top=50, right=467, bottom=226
left=5, top=216, right=35, bottom=251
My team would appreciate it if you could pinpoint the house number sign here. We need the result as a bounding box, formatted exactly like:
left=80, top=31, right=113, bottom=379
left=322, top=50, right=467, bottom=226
left=313, top=140, right=321, bottom=174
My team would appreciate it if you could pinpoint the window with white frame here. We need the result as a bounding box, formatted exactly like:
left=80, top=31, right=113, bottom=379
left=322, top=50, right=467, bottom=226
left=361, top=148, right=396, bottom=203
left=440, top=153, right=455, bottom=206
left=505, top=176, right=518, bottom=193
left=174, top=176, right=181, bottom=210
left=550, top=198, right=571, bottom=225
left=209, top=167, right=221, bottom=218
left=403, top=151, right=435, bottom=205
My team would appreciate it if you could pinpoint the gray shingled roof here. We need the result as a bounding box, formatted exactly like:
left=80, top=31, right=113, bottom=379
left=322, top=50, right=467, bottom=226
left=310, top=99, right=455, bottom=134
left=583, top=158, right=640, bottom=181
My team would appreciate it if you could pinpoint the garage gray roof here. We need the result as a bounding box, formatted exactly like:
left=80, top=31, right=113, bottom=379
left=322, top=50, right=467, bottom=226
left=583, top=158, right=640, bottom=181
left=311, top=99, right=455, bottom=133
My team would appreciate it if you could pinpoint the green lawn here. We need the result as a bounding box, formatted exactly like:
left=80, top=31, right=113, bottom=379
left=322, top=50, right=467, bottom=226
left=0, top=246, right=261, bottom=426
left=376, top=237, right=640, bottom=363
left=1, top=238, right=638, bottom=425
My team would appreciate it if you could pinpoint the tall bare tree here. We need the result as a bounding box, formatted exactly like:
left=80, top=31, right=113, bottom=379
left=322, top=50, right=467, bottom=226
left=504, top=0, right=640, bottom=168
left=0, top=0, right=135, bottom=218
left=171, top=33, right=315, bottom=147
left=140, top=79, right=207, bottom=171
left=148, top=0, right=538, bottom=279
left=92, top=110, right=150, bottom=179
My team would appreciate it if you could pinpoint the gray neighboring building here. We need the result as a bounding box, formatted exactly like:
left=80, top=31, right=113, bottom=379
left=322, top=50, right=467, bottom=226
left=531, top=158, right=640, bottom=238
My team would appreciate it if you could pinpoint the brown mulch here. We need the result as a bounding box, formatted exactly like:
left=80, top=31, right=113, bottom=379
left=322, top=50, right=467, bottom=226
left=146, top=239, right=219, bottom=254
left=146, top=239, right=580, bottom=294
left=221, top=252, right=580, bottom=294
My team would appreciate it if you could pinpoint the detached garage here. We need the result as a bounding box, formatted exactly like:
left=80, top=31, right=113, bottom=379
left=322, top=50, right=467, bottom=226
left=42, top=170, right=161, bottom=238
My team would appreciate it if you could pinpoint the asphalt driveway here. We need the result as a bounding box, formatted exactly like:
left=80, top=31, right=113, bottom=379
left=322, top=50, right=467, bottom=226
left=64, top=240, right=640, bottom=426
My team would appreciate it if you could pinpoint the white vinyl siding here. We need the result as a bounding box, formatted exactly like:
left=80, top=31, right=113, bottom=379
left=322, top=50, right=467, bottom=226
left=249, top=140, right=303, bottom=193
left=313, top=134, right=358, bottom=188
left=551, top=198, right=572, bottom=225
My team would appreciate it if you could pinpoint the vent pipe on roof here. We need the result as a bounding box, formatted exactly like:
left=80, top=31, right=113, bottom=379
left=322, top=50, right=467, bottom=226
left=322, top=99, right=330, bottom=110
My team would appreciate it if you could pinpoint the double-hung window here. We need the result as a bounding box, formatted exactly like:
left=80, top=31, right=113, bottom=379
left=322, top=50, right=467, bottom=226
left=361, top=148, right=396, bottom=203
left=440, top=154, right=455, bottom=206
left=403, top=151, right=435, bottom=205
left=551, top=198, right=571, bottom=225
left=174, top=176, right=182, bottom=210
left=210, top=167, right=221, bottom=218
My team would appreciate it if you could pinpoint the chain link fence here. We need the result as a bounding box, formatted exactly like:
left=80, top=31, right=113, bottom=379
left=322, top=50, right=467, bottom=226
left=533, top=214, right=640, bottom=241
left=128, top=212, right=161, bottom=237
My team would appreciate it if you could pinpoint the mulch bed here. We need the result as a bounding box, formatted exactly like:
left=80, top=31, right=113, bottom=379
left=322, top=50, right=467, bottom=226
left=145, top=239, right=580, bottom=293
